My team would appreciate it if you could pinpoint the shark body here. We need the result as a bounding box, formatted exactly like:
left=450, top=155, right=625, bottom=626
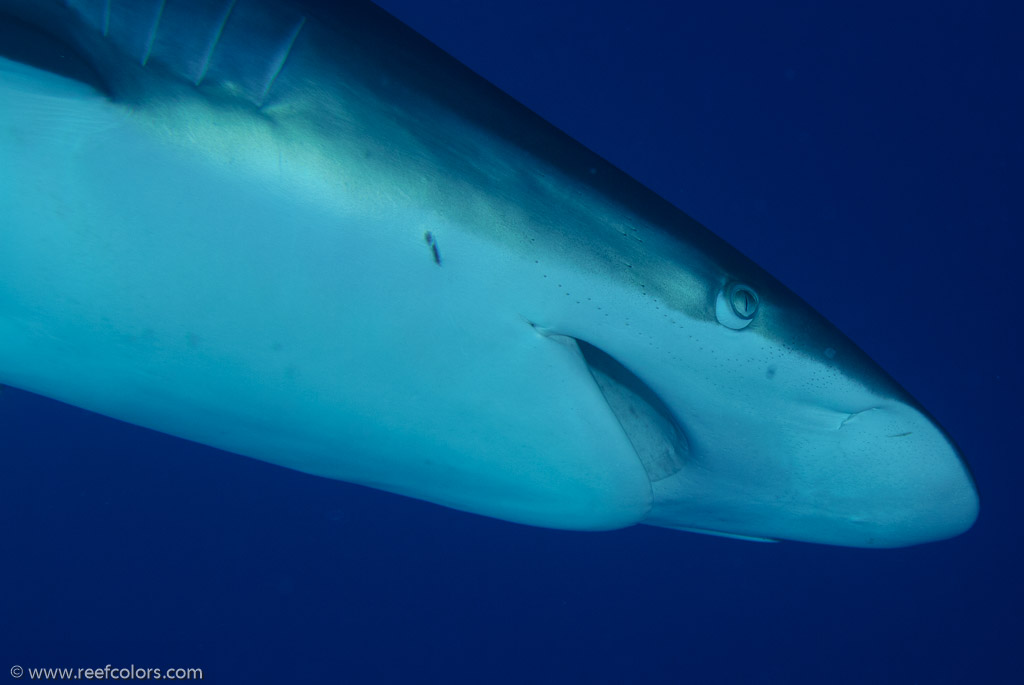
left=0, top=0, right=978, bottom=546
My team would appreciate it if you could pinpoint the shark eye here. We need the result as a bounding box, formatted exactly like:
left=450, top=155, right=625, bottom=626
left=716, top=282, right=759, bottom=330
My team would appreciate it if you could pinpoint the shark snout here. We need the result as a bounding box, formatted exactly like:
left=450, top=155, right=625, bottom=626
left=822, top=400, right=979, bottom=546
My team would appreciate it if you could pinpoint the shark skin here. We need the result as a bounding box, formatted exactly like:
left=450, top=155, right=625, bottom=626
left=0, top=0, right=978, bottom=546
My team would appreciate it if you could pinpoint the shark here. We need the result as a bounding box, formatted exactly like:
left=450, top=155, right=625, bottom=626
left=0, top=0, right=978, bottom=547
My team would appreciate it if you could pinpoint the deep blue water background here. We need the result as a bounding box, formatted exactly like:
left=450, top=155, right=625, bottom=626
left=2, top=1, right=1020, bottom=682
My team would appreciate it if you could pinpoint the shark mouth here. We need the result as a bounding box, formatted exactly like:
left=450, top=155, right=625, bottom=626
left=575, top=339, right=688, bottom=484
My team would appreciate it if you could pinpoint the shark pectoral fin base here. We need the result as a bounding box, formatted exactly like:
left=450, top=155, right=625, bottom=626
left=0, top=55, right=119, bottom=138
left=576, top=339, right=688, bottom=483
left=534, top=328, right=687, bottom=488
left=0, top=10, right=110, bottom=94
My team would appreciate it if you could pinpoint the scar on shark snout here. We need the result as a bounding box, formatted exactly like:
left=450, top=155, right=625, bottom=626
left=424, top=232, right=442, bottom=265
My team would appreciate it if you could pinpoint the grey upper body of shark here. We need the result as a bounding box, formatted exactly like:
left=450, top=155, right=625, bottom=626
left=0, top=0, right=978, bottom=546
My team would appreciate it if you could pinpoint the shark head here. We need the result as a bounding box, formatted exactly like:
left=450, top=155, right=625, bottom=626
left=566, top=259, right=979, bottom=546
left=0, top=0, right=977, bottom=547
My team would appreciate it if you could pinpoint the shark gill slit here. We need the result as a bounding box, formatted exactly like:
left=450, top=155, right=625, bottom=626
left=140, top=0, right=166, bottom=66
left=194, top=0, right=238, bottom=86
left=258, top=14, right=305, bottom=105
